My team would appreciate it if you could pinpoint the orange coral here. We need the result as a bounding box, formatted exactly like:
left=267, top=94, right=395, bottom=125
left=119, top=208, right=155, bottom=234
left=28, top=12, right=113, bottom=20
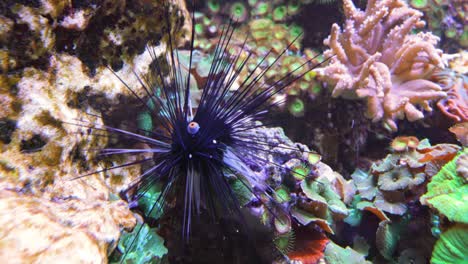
left=319, top=0, right=446, bottom=131
left=449, top=123, right=468, bottom=146
left=288, top=226, right=329, bottom=264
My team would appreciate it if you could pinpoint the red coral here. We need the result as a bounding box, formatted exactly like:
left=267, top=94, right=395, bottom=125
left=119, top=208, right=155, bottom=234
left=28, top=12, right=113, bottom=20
left=288, top=226, right=329, bottom=264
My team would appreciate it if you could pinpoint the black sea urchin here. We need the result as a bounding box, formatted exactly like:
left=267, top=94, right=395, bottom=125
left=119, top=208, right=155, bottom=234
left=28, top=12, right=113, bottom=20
left=74, top=4, right=328, bottom=263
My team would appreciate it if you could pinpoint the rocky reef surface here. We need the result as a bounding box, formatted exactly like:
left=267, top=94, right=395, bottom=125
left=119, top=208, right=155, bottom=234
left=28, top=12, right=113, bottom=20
left=0, top=0, right=188, bottom=262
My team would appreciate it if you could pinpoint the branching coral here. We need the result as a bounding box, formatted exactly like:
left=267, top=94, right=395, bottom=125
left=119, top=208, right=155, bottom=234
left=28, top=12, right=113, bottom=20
left=319, top=0, right=446, bottom=131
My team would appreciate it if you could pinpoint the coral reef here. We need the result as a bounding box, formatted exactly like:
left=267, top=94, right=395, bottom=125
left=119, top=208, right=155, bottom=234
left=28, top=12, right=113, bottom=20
left=0, top=52, right=162, bottom=195
left=319, top=0, right=446, bottom=131
left=1, top=0, right=466, bottom=263
left=0, top=52, right=154, bottom=263
left=209, top=125, right=355, bottom=263
left=338, top=137, right=465, bottom=262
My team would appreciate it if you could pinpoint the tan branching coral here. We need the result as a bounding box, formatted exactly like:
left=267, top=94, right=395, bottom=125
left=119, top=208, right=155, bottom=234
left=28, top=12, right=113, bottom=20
left=319, top=0, right=446, bottom=131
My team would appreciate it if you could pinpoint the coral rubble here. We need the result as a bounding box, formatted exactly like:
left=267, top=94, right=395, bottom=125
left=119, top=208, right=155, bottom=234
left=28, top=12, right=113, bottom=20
left=319, top=0, right=446, bottom=131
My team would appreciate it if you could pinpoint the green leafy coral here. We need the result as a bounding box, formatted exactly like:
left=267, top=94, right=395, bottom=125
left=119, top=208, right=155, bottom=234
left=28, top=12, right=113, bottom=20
left=113, top=223, right=168, bottom=264
left=324, top=241, right=371, bottom=264
left=111, top=183, right=167, bottom=264
left=420, top=149, right=468, bottom=224
left=431, top=225, right=468, bottom=264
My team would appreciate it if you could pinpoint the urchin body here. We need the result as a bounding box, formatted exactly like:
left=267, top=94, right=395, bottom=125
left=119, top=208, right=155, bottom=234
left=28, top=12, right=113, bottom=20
left=83, top=8, right=328, bottom=258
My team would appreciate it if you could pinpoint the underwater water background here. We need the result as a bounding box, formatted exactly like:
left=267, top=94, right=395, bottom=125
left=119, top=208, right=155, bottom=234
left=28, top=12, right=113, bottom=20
left=0, top=0, right=466, bottom=263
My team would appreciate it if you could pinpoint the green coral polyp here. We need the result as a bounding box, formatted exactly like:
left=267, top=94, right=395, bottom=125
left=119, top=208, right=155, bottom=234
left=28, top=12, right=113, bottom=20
left=194, top=24, right=204, bottom=35
left=289, top=24, right=303, bottom=39
left=230, top=2, right=248, bottom=22
left=311, top=83, right=321, bottom=94
left=445, top=28, right=457, bottom=38
left=274, top=186, right=291, bottom=203
left=292, top=164, right=309, bottom=180
left=273, top=6, right=287, bottom=21
left=274, top=231, right=295, bottom=255
left=288, top=98, right=305, bottom=117
left=207, top=0, right=221, bottom=13
left=254, top=2, right=270, bottom=16
left=287, top=2, right=300, bottom=16
left=410, top=0, right=429, bottom=9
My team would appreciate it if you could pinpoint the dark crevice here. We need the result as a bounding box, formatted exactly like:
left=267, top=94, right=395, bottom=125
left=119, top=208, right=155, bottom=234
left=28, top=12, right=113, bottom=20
left=20, top=134, right=47, bottom=153
left=0, top=118, right=16, bottom=144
